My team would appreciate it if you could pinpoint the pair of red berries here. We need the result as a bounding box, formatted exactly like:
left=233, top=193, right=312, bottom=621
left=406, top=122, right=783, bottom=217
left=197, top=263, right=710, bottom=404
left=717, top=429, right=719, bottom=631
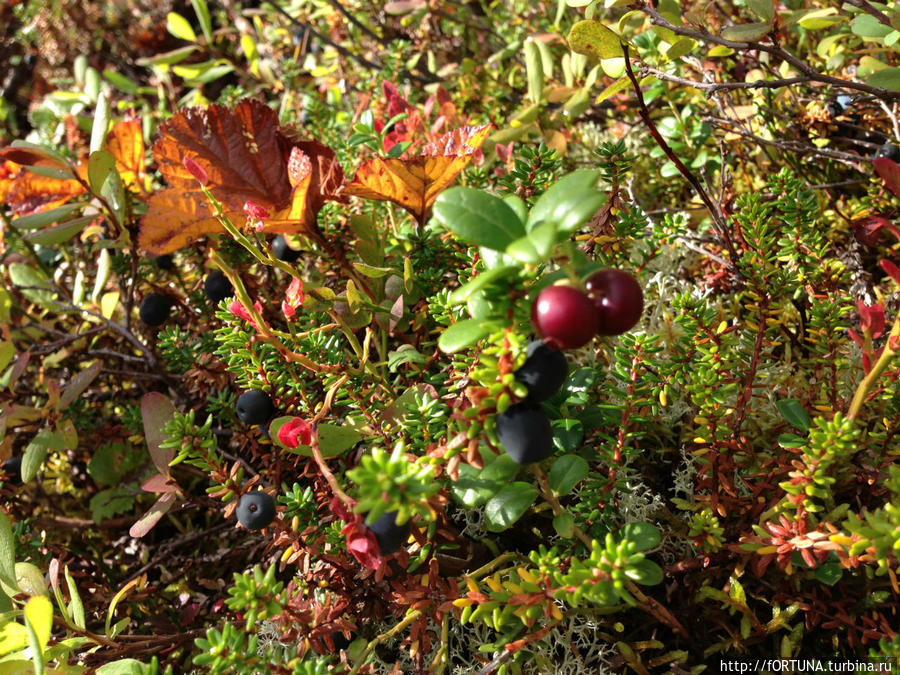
left=530, top=269, right=643, bottom=350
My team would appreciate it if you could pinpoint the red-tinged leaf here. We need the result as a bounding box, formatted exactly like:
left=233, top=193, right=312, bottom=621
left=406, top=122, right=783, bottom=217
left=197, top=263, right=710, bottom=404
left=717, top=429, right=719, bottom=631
left=851, top=215, right=891, bottom=247
left=267, top=140, right=347, bottom=234
left=139, top=99, right=346, bottom=253
left=880, top=258, right=900, bottom=286
left=105, top=116, right=146, bottom=193
left=57, top=360, right=103, bottom=411
left=141, top=392, right=177, bottom=474
left=129, top=492, right=177, bottom=538
left=874, top=157, right=900, bottom=197
left=345, top=124, right=492, bottom=226
left=141, top=472, right=179, bottom=494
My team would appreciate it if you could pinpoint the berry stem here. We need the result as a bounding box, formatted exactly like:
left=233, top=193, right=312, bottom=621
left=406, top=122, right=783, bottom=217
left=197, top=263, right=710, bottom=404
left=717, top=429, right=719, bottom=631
left=531, top=464, right=593, bottom=549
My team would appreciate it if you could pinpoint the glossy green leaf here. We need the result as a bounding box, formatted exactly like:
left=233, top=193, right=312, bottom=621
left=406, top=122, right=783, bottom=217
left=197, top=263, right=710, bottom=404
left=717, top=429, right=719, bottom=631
left=551, top=419, right=583, bottom=453
left=567, top=20, right=624, bottom=61
left=438, top=319, right=499, bottom=354
left=528, top=170, right=601, bottom=231
left=505, top=235, right=541, bottom=263
left=814, top=561, right=843, bottom=586
left=485, top=482, right=538, bottom=531
left=622, top=522, right=662, bottom=551
left=776, top=399, right=810, bottom=432
left=450, top=462, right=501, bottom=507
left=136, top=45, right=198, bottom=68
left=553, top=512, right=575, bottom=538
left=433, top=187, right=526, bottom=251
left=96, top=660, right=147, bottom=675
left=449, top=265, right=519, bottom=305
left=625, top=558, right=663, bottom=585
left=548, top=454, right=588, bottom=495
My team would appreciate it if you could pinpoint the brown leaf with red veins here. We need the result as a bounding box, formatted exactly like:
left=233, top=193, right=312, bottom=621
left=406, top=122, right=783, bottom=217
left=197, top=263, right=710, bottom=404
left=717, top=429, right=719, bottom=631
left=139, top=98, right=346, bottom=254
left=345, top=124, right=492, bottom=227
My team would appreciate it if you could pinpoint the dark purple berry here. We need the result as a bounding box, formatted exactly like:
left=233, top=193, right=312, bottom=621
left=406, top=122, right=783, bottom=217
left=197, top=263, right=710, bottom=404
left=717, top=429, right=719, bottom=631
left=515, top=341, right=568, bottom=403
left=584, top=269, right=643, bottom=336
left=367, top=511, right=411, bottom=555
left=236, top=491, right=276, bottom=530
left=272, top=236, right=301, bottom=263
left=530, top=285, right=599, bottom=350
left=204, top=270, right=233, bottom=303
left=139, top=293, right=171, bottom=326
left=496, top=402, right=554, bottom=464
left=236, top=389, right=275, bottom=425
left=153, top=254, right=174, bottom=270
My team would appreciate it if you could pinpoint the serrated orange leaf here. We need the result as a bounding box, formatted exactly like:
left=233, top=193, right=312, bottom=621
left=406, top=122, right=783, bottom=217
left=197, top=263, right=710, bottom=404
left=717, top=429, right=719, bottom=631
left=345, top=124, right=491, bottom=227
left=140, top=187, right=244, bottom=254
left=106, top=115, right=146, bottom=193
left=139, top=98, right=346, bottom=254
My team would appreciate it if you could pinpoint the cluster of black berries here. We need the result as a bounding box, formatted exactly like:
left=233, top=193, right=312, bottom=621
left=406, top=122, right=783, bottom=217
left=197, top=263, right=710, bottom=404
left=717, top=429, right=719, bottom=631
left=138, top=234, right=298, bottom=327
left=496, top=269, right=644, bottom=465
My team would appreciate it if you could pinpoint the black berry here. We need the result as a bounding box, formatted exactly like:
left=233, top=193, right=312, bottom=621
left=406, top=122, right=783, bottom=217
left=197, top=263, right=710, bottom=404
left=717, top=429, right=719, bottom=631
left=367, top=511, right=411, bottom=555
left=236, top=389, right=275, bottom=425
left=876, top=143, right=900, bottom=163
left=204, top=270, right=233, bottom=303
left=153, top=254, right=174, bottom=270
left=496, top=402, right=555, bottom=464
left=530, top=285, right=599, bottom=350
left=515, top=341, right=568, bottom=403
left=139, top=293, right=171, bottom=326
left=1, top=456, right=22, bottom=486
left=236, top=491, right=276, bottom=530
left=584, top=269, right=643, bottom=336
left=272, top=236, right=301, bottom=263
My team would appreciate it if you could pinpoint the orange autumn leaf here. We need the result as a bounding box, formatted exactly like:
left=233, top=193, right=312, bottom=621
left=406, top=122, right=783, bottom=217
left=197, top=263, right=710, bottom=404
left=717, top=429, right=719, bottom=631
left=3, top=163, right=88, bottom=217
left=106, top=116, right=146, bottom=193
left=345, top=124, right=491, bottom=227
left=139, top=98, right=346, bottom=255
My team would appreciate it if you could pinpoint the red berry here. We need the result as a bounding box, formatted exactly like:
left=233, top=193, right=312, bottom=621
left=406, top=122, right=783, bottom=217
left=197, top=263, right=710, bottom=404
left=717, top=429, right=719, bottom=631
left=584, top=269, right=643, bottom=336
left=530, top=285, right=599, bottom=350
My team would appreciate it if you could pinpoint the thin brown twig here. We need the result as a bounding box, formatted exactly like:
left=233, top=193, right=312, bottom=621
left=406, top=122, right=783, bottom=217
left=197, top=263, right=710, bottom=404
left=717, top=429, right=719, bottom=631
left=622, top=44, right=741, bottom=271
left=639, top=3, right=900, bottom=101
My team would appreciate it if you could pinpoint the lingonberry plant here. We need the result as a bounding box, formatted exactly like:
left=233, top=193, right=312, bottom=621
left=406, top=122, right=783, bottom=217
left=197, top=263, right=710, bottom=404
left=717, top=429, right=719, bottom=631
left=3, top=0, right=900, bottom=672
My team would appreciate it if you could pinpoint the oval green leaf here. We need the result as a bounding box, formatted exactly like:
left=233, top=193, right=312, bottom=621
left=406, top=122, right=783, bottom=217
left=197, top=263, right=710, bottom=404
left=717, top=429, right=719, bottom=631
left=622, top=521, right=662, bottom=551
left=485, top=482, right=538, bottom=531
left=567, top=20, right=625, bottom=61
left=433, top=187, right=526, bottom=251
left=548, top=454, right=589, bottom=495
left=438, top=319, right=498, bottom=354
left=625, top=558, right=663, bottom=585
